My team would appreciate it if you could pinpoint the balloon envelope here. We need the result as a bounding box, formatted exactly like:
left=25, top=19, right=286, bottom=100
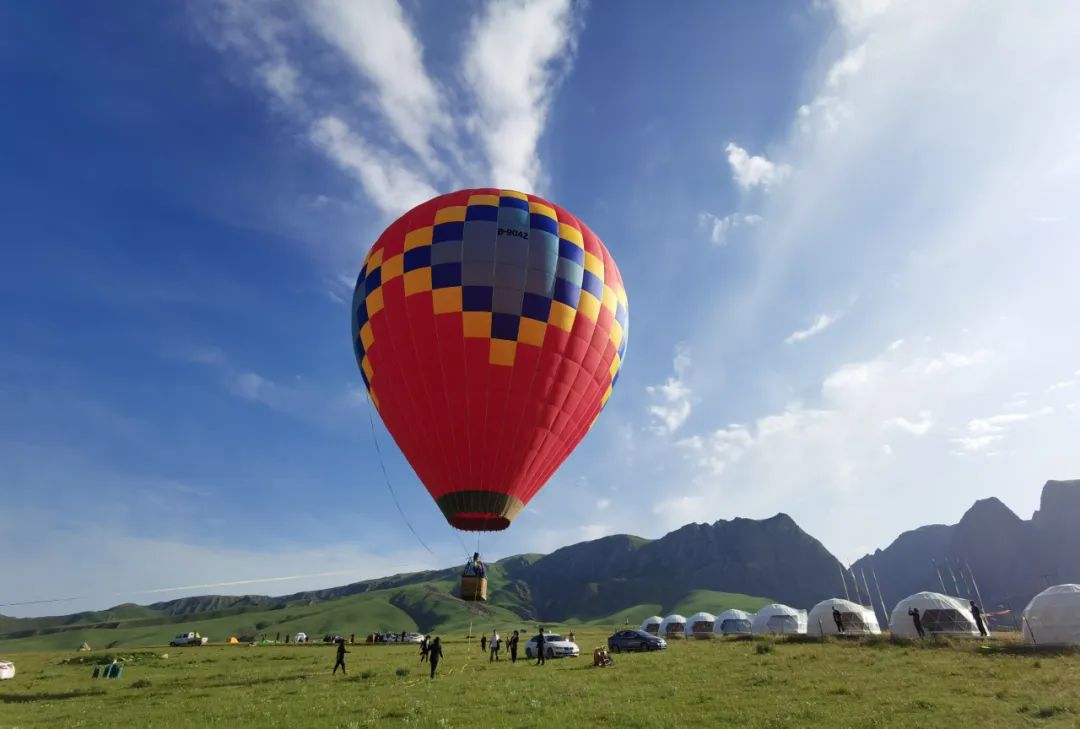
left=352, top=189, right=628, bottom=531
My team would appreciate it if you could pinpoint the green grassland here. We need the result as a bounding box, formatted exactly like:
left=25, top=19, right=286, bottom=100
left=3, top=630, right=1079, bottom=728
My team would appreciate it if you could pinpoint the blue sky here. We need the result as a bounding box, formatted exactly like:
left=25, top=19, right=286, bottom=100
left=3, top=0, right=1079, bottom=616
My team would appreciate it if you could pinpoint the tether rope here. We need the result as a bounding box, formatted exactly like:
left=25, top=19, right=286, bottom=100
left=366, top=394, right=435, bottom=557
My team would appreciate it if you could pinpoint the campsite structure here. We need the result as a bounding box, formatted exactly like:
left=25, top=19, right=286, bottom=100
left=1022, top=583, right=1080, bottom=645
left=641, top=616, right=663, bottom=634
left=659, top=614, right=687, bottom=639
left=687, top=612, right=717, bottom=639
left=889, top=592, right=982, bottom=638
left=714, top=609, right=753, bottom=635
left=807, top=598, right=881, bottom=636
left=752, top=604, right=808, bottom=635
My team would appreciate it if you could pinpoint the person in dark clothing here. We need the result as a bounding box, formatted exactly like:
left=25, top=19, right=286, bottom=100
left=909, top=607, right=925, bottom=638
left=480, top=634, right=487, bottom=653
left=509, top=630, right=519, bottom=663
left=832, top=607, right=845, bottom=633
left=420, top=635, right=430, bottom=663
left=970, top=601, right=988, bottom=636
left=350, top=633, right=355, bottom=645
left=333, top=638, right=348, bottom=675
left=535, top=629, right=546, bottom=666
left=429, top=637, right=443, bottom=679
left=276, top=632, right=281, bottom=642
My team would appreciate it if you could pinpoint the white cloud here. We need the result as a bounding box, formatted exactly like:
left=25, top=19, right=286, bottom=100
left=699, top=211, right=763, bottom=245
left=462, top=0, right=580, bottom=190
left=596, top=498, right=611, bottom=511
left=785, top=312, right=840, bottom=344
left=304, top=0, right=450, bottom=168
left=884, top=411, right=934, bottom=436
left=1047, top=379, right=1076, bottom=392
left=646, top=344, right=692, bottom=434
left=309, top=116, right=438, bottom=216
left=725, top=142, right=791, bottom=190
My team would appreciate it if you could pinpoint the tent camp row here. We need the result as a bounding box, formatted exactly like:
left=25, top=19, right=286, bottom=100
left=642, top=605, right=808, bottom=638
left=639, top=585, right=1080, bottom=644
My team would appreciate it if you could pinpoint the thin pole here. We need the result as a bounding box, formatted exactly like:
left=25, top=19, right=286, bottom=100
left=860, top=569, right=874, bottom=613
left=957, top=560, right=973, bottom=597
left=946, top=561, right=961, bottom=596
left=1023, top=616, right=1037, bottom=646
left=850, top=568, right=863, bottom=604
left=931, top=558, right=947, bottom=594
left=872, top=568, right=890, bottom=622
left=966, top=562, right=986, bottom=610
left=839, top=565, right=851, bottom=601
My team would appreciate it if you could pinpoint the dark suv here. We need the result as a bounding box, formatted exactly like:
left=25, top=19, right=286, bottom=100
left=607, top=629, right=667, bottom=652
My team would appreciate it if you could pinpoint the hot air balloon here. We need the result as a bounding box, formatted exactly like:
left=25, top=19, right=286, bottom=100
left=351, top=189, right=628, bottom=539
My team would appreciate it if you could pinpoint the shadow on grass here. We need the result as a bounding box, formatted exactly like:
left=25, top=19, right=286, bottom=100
left=980, top=643, right=1080, bottom=657
left=1, top=690, right=105, bottom=703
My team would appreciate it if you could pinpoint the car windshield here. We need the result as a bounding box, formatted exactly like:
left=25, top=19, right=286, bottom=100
left=539, top=634, right=564, bottom=642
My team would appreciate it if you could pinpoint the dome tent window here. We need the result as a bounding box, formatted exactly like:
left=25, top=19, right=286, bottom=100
left=714, top=609, right=753, bottom=635
left=641, top=616, right=663, bottom=634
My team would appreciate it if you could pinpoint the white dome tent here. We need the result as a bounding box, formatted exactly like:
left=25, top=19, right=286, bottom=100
left=807, top=598, right=881, bottom=636
left=714, top=609, right=753, bottom=635
left=659, top=614, right=687, bottom=639
left=1022, top=584, right=1080, bottom=645
left=751, top=604, right=807, bottom=635
left=687, top=612, right=717, bottom=639
left=889, top=592, right=981, bottom=638
left=641, top=616, right=663, bottom=635
left=0, top=660, right=14, bottom=681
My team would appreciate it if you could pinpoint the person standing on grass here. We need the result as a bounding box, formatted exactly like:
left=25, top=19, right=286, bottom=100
left=832, top=607, right=845, bottom=634
left=908, top=607, right=926, bottom=638
left=333, top=637, right=349, bottom=675
left=420, top=635, right=430, bottom=663
left=429, top=637, right=443, bottom=679
left=481, top=634, right=487, bottom=653
left=509, top=630, right=519, bottom=663
left=535, top=628, right=546, bottom=666
left=490, top=631, right=501, bottom=662
left=970, top=601, right=988, bottom=636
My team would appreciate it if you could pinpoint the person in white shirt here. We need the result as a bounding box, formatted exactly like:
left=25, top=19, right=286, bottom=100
left=489, top=631, right=501, bottom=662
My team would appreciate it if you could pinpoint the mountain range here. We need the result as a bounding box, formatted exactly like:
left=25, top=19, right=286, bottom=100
left=2, top=479, right=1076, bottom=650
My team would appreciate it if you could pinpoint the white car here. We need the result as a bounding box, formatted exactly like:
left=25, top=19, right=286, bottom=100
left=0, top=660, right=14, bottom=680
left=524, top=634, right=580, bottom=659
left=169, top=632, right=208, bottom=647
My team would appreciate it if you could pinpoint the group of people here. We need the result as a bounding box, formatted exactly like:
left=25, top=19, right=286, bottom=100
left=418, top=635, right=444, bottom=678
left=479, top=629, right=521, bottom=662
left=907, top=600, right=989, bottom=638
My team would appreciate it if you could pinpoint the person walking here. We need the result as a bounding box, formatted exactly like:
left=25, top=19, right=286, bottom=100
left=480, top=634, right=487, bottom=653
left=970, top=601, right=988, bottom=636
left=490, top=631, right=501, bottom=662
left=332, top=637, right=348, bottom=675
left=909, top=607, right=926, bottom=638
left=509, top=630, right=519, bottom=663
left=832, top=607, right=845, bottom=633
left=429, top=637, right=443, bottom=679
left=535, top=628, right=546, bottom=666
left=420, top=635, right=430, bottom=663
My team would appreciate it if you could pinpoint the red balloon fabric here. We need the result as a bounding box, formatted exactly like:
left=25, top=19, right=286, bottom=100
left=352, top=189, right=628, bottom=531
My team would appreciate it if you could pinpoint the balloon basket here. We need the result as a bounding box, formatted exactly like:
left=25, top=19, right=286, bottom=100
left=460, top=576, right=488, bottom=602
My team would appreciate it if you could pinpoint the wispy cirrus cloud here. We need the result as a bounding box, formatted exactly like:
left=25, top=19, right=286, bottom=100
left=462, top=0, right=579, bottom=190
left=199, top=0, right=584, bottom=220
left=699, top=211, right=763, bottom=245
left=785, top=311, right=841, bottom=344
left=646, top=344, right=693, bottom=435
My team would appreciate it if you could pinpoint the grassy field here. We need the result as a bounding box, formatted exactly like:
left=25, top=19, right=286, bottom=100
left=2, top=629, right=1079, bottom=728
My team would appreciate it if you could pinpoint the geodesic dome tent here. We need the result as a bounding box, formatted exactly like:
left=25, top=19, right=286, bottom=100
left=714, top=609, right=753, bottom=635
left=1023, top=584, right=1080, bottom=646
left=807, top=598, right=881, bottom=636
left=0, top=661, right=14, bottom=680
left=641, top=616, right=663, bottom=634
left=659, top=614, right=687, bottom=638
left=751, top=604, right=807, bottom=635
left=889, top=592, right=980, bottom=638
left=687, top=612, right=717, bottom=638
